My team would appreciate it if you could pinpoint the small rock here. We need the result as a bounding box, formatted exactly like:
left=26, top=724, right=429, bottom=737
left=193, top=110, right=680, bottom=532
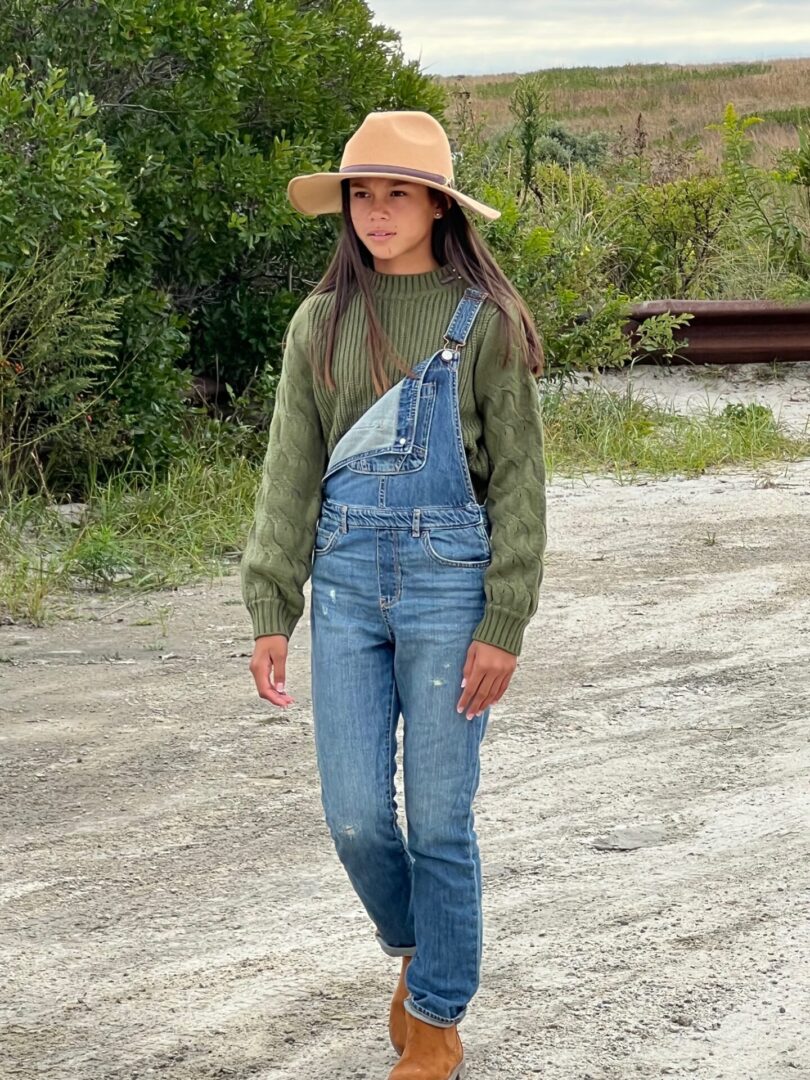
left=50, top=501, right=89, bottom=525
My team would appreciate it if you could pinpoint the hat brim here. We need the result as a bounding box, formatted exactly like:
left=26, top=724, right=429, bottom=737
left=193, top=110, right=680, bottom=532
left=287, top=171, right=501, bottom=222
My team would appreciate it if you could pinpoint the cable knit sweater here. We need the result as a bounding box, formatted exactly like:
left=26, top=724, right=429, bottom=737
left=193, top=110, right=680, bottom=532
left=240, top=262, right=547, bottom=656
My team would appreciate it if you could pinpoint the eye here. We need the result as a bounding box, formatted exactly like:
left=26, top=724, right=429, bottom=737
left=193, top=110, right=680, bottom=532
left=390, top=189, right=407, bottom=197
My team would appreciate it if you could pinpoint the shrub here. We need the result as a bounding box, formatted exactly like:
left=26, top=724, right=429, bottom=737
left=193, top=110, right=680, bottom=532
left=0, top=64, right=133, bottom=494
left=0, top=0, right=444, bottom=488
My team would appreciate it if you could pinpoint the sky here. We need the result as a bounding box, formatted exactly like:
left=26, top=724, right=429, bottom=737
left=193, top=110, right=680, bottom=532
left=369, top=1, right=810, bottom=76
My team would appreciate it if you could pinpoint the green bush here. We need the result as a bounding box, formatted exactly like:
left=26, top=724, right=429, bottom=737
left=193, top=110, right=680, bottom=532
left=474, top=163, right=685, bottom=379
left=0, top=64, right=133, bottom=494
left=610, top=174, right=734, bottom=297
left=0, top=0, right=444, bottom=490
left=709, top=104, right=810, bottom=279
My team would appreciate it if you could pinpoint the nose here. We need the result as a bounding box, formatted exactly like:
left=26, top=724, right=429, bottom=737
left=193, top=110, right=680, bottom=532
left=367, top=193, right=390, bottom=216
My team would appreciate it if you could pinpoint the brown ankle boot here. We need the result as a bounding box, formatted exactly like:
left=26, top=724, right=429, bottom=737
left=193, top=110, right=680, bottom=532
left=387, top=1008, right=465, bottom=1079
left=389, top=955, right=412, bottom=1055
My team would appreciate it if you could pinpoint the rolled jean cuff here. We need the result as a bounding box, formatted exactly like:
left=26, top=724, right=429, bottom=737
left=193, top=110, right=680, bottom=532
left=375, top=930, right=417, bottom=958
left=404, top=995, right=465, bottom=1028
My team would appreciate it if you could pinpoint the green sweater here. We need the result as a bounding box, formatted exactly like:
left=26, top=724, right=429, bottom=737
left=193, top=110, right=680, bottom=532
left=241, top=263, right=547, bottom=656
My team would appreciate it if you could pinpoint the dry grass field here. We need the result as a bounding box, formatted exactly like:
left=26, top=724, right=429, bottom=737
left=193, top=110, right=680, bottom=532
left=438, top=56, right=810, bottom=169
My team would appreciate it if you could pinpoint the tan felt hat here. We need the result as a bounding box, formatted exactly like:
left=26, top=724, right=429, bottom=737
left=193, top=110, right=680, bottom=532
left=286, top=110, right=501, bottom=221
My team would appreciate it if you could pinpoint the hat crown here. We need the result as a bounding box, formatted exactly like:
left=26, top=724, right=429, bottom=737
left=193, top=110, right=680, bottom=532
left=340, top=111, right=453, bottom=183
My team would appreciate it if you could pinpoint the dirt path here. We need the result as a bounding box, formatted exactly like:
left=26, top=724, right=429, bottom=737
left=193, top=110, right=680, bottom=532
left=2, top=454, right=809, bottom=1080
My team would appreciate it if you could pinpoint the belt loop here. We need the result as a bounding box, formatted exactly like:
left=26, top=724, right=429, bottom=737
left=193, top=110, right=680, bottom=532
left=411, top=508, right=421, bottom=538
left=340, top=505, right=348, bottom=533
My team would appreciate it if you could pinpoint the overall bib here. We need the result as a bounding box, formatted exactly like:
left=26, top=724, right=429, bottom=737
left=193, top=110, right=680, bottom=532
left=310, top=287, right=491, bottom=1028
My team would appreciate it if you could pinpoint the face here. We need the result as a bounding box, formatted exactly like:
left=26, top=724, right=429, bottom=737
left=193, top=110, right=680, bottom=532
left=348, top=177, right=444, bottom=274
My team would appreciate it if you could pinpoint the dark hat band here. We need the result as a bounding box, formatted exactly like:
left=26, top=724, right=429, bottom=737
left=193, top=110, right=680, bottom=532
left=339, top=163, right=456, bottom=189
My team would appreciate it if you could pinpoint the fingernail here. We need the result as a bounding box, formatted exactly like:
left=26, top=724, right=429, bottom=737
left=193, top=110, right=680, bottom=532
left=276, top=682, right=285, bottom=692
left=461, top=677, right=467, bottom=687
left=456, top=705, right=463, bottom=713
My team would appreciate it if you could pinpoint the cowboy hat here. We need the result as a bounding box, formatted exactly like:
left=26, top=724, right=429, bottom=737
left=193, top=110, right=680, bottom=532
left=286, top=110, right=501, bottom=222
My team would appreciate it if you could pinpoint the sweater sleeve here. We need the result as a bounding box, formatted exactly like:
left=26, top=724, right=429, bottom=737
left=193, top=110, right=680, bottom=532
left=240, top=301, right=327, bottom=640
left=471, top=304, right=547, bottom=656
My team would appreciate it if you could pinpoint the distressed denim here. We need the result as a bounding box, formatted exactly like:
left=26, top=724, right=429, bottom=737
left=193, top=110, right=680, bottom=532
left=310, top=288, right=491, bottom=1028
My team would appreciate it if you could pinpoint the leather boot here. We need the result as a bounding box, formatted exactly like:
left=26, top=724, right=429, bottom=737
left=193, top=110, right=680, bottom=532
left=387, top=1008, right=465, bottom=1079
left=389, top=955, right=412, bottom=1055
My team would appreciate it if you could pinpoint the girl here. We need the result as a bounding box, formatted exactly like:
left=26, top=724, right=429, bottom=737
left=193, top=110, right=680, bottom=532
left=241, top=110, right=547, bottom=1080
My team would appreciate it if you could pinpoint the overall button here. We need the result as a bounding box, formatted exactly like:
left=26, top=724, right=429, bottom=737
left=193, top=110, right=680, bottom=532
left=441, top=348, right=455, bottom=360
left=398, top=437, right=406, bottom=445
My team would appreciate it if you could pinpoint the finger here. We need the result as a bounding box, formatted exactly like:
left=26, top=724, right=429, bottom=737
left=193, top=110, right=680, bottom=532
left=456, top=645, right=477, bottom=712
left=461, top=644, right=476, bottom=685
left=466, top=672, right=499, bottom=719
left=250, top=656, right=270, bottom=696
left=457, top=647, right=476, bottom=708
left=478, top=672, right=505, bottom=715
left=272, top=652, right=287, bottom=696
left=457, top=663, right=484, bottom=714
left=251, top=659, right=294, bottom=708
left=491, top=672, right=511, bottom=703
left=491, top=668, right=513, bottom=701
left=261, top=685, right=294, bottom=707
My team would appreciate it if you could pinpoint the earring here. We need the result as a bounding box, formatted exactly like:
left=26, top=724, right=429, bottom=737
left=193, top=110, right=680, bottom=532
left=434, top=212, right=442, bottom=218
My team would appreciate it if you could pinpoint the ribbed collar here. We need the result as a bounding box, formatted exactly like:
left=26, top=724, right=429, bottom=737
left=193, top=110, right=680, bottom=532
left=360, top=262, right=463, bottom=297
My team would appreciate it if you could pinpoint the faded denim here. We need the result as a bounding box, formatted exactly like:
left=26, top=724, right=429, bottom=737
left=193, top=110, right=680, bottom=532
left=310, top=288, right=491, bottom=1028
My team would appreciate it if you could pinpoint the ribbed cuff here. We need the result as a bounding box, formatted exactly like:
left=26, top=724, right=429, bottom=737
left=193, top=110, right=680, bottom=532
left=472, top=605, right=530, bottom=656
left=248, top=598, right=297, bottom=640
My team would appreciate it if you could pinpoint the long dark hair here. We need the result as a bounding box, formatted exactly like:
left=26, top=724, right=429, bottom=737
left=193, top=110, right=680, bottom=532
left=305, top=180, right=544, bottom=396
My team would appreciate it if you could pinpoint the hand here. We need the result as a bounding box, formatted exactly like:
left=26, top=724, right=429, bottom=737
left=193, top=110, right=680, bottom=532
left=250, top=634, right=295, bottom=708
left=456, top=640, right=516, bottom=720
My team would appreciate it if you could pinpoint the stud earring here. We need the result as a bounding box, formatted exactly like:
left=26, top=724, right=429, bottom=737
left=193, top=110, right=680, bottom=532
left=434, top=212, right=442, bottom=218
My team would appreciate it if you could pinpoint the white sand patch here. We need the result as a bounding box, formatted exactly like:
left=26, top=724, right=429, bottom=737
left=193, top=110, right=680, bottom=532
left=571, top=360, right=810, bottom=436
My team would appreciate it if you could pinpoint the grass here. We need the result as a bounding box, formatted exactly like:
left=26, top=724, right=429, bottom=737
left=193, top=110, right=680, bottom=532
left=440, top=56, right=810, bottom=169
left=463, top=61, right=772, bottom=99
left=0, top=450, right=259, bottom=624
left=745, top=106, right=810, bottom=127
left=2, top=383, right=809, bottom=625
left=541, top=383, right=810, bottom=481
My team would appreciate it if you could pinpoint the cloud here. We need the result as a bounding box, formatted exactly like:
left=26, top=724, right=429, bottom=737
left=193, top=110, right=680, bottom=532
left=369, top=1, right=810, bottom=74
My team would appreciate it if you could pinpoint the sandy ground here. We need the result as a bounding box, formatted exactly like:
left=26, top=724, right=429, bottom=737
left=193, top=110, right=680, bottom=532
left=2, top=363, right=809, bottom=1080
left=575, top=359, right=810, bottom=437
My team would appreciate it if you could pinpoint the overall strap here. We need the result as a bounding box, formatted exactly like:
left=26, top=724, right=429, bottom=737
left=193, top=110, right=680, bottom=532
left=442, top=286, right=489, bottom=349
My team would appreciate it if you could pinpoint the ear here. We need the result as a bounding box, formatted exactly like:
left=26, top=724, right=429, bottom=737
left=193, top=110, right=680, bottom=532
left=431, top=192, right=451, bottom=218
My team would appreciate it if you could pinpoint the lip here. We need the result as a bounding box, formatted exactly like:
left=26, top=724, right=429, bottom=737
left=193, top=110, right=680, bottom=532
left=367, top=231, right=395, bottom=239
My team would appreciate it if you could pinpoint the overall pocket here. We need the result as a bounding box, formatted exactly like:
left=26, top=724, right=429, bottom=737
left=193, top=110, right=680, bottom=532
left=345, top=382, right=436, bottom=475
left=421, top=522, right=491, bottom=569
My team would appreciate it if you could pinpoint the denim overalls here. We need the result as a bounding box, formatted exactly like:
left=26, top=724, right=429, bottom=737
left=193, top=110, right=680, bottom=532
left=309, top=287, right=491, bottom=1029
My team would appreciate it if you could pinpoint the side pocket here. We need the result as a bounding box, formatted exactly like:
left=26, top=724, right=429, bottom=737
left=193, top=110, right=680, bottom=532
left=313, top=520, right=340, bottom=556
left=421, top=523, right=492, bottom=569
